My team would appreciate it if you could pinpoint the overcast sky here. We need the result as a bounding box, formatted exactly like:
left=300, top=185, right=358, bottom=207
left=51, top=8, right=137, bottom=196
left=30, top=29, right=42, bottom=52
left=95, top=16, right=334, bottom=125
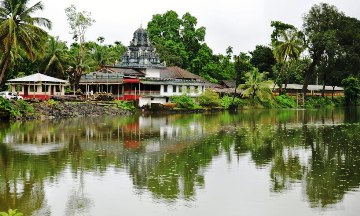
left=32, top=0, right=360, bottom=55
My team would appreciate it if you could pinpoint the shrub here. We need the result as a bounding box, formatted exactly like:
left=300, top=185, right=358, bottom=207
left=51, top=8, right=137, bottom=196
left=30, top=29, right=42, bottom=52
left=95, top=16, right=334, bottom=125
left=0, top=208, right=23, bottom=216
left=304, top=97, right=334, bottom=109
left=170, top=94, right=197, bottom=109
left=220, top=95, right=242, bottom=109
left=274, top=95, right=297, bottom=108
left=114, top=100, right=135, bottom=111
left=197, top=89, right=221, bottom=108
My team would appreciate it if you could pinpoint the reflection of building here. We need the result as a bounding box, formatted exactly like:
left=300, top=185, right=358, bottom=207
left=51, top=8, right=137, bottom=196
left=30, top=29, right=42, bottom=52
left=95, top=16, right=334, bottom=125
left=79, top=26, right=206, bottom=107
left=6, top=73, right=69, bottom=100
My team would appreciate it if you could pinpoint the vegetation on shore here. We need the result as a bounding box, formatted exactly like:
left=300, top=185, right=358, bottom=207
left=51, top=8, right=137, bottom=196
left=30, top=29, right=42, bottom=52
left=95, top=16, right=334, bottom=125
left=0, top=1, right=359, bottom=102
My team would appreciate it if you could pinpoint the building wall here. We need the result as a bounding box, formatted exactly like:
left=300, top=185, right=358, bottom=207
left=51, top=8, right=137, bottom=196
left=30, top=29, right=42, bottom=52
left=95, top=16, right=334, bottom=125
left=160, top=84, right=205, bottom=97
left=139, top=97, right=168, bottom=107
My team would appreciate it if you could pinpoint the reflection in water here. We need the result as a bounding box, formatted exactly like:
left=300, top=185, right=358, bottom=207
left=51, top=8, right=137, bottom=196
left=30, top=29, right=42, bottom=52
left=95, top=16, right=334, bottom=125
left=0, top=108, right=359, bottom=215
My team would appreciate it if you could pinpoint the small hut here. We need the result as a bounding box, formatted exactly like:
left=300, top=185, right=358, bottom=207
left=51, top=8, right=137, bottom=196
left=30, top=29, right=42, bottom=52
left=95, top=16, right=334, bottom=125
left=6, top=73, right=69, bottom=100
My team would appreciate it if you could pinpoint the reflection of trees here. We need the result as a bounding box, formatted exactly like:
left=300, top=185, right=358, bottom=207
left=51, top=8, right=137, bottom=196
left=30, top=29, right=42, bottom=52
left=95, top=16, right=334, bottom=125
left=0, top=144, right=68, bottom=214
left=1, top=108, right=360, bottom=212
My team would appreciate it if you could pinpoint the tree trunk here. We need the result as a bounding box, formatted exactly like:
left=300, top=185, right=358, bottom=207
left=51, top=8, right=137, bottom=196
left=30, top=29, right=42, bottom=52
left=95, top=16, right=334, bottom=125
left=302, top=53, right=321, bottom=99
left=0, top=54, right=11, bottom=86
left=332, top=86, right=335, bottom=101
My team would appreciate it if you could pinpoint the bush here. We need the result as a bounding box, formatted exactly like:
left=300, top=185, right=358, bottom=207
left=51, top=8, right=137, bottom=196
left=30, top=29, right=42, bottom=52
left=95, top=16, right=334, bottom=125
left=220, top=95, right=242, bottom=109
left=304, top=97, right=335, bottom=109
left=197, top=89, right=221, bottom=108
left=274, top=95, right=297, bottom=108
left=114, top=100, right=135, bottom=111
left=0, top=209, right=23, bottom=216
left=170, top=94, right=197, bottom=109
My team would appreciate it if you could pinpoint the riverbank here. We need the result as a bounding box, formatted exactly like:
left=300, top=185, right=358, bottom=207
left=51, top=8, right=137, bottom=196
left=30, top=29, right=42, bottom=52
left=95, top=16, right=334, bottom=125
left=0, top=95, right=347, bottom=121
left=0, top=98, right=134, bottom=121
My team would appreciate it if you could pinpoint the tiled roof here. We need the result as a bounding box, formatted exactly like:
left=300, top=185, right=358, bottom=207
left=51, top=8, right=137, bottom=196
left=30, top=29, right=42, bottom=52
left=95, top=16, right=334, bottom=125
left=160, top=66, right=204, bottom=80
left=221, top=80, right=236, bottom=88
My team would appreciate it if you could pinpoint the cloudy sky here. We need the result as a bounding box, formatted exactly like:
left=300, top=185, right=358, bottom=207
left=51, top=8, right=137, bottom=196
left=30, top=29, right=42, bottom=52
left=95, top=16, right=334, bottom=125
left=32, top=0, right=360, bottom=55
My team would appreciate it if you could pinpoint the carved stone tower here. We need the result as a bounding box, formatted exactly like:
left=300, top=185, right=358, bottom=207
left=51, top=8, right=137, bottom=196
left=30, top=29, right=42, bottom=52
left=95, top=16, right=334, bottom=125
left=119, top=26, right=164, bottom=68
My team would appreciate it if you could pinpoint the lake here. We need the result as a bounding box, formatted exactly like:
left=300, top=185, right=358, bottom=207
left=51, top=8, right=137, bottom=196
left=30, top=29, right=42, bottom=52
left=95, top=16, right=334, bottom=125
left=0, top=108, right=360, bottom=216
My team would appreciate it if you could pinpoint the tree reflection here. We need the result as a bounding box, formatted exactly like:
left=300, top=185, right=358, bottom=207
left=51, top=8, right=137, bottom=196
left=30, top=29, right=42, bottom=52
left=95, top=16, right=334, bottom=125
left=0, top=109, right=360, bottom=213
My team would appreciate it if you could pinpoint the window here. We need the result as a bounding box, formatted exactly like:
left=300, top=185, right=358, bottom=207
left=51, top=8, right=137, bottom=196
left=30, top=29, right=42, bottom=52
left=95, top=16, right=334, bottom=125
left=29, top=85, right=37, bottom=92
left=166, top=97, right=169, bottom=103
left=179, top=86, right=182, bottom=93
left=173, top=85, right=176, bottom=93
left=42, top=85, right=49, bottom=92
left=187, top=86, right=190, bottom=93
left=164, top=85, right=168, bottom=93
left=56, top=86, right=61, bottom=92
left=194, top=86, right=198, bottom=93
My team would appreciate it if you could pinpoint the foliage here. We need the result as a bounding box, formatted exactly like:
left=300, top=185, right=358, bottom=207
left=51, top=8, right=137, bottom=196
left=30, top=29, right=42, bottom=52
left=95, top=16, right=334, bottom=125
left=197, top=89, right=221, bottom=108
left=0, top=98, right=36, bottom=119
left=250, top=45, right=276, bottom=77
left=170, top=94, right=197, bottom=109
left=65, top=4, right=95, bottom=88
left=220, top=95, right=242, bottom=109
left=304, top=97, right=337, bottom=109
left=342, top=76, right=360, bottom=105
left=45, top=99, right=58, bottom=107
left=234, top=52, right=253, bottom=84
left=0, top=0, right=51, bottom=84
left=274, top=95, right=297, bottom=108
left=272, top=27, right=305, bottom=91
left=114, top=100, right=135, bottom=111
left=239, top=68, right=274, bottom=101
left=302, top=3, right=345, bottom=96
left=147, top=10, right=205, bottom=69
left=41, top=36, right=69, bottom=79
left=0, top=209, right=23, bottom=216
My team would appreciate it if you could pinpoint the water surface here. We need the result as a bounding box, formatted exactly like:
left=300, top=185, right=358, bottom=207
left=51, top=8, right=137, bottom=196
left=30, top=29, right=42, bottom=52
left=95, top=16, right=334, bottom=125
left=0, top=108, right=360, bottom=216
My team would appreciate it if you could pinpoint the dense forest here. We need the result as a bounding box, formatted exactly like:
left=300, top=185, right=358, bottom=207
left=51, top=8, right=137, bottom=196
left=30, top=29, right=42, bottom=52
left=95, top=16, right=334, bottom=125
left=0, top=0, right=360, bottom=100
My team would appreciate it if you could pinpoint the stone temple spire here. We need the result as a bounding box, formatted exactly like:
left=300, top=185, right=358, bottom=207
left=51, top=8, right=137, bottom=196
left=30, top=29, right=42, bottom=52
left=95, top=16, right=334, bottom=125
left=118, top=26, right=164, bottom=68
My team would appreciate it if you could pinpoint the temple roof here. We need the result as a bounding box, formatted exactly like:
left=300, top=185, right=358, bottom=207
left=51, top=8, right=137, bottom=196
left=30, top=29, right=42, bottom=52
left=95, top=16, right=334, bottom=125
left=118, top=26, right=164, bottom=68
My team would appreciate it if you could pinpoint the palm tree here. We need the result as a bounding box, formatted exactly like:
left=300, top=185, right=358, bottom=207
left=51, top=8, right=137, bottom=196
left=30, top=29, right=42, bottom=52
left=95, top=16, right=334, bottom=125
left=272, top=29, right=304, bottom=91
left=0, top=0, right=51, bottom=84
left=42, top=36, right=68, bottom=79
left=239, top=68, right=274, bottom=101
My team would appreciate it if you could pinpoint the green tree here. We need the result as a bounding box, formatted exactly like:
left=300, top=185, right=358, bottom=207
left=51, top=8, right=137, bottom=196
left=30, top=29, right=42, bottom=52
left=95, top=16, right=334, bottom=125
left=147, top=10, right=206, bottom=70
left=250, top=45, right=276, bottom=77
left=239, top=68, right=273, bottom=101
left=342, top=76, right=360, bottom=105
left=302, top=3, right=344, bottom=97
left=65, top=4, right=95, bottom=89
left=41, top=36, right=68, bottom=79
left=272, top=28, right=304, bottom=92
left=0, top=0, right=51, bottom=85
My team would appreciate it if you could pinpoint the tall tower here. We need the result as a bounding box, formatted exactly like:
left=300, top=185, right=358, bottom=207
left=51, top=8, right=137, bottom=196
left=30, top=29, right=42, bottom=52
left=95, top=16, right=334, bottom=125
left=119, top=26, right=164, bottom=68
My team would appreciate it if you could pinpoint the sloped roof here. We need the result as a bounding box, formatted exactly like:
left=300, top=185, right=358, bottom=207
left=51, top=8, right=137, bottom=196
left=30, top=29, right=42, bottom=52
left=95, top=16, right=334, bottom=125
left=105, top=66, right=145, bottom=76
left=160, top=66, right=204, bottom=80
left=221, top=80, right=236, bottom=88
left=7, top=73, right=68, bottom=83
left=274, top=84, right=344, bottom=91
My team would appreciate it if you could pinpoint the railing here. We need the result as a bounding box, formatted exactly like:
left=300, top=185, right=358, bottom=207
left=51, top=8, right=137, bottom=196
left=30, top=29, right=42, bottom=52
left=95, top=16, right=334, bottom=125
left=123, top=90, right=161, bottom=96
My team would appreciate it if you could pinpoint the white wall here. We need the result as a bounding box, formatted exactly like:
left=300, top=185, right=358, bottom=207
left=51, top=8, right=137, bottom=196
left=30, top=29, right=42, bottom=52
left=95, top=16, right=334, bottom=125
left=160, top=84, right=205, bottom=97
left=139, top=97, right=167, bottom=107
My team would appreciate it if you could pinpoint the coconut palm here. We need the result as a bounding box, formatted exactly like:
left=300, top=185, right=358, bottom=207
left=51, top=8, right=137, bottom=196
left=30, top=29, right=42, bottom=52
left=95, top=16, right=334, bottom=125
left=42, top=36, right=68, bottom=79
left=0, top=0, right=51, bottom=84
left=239, top=68, right=274, bottom=101
left=272, top=29, right=304, bottom=91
